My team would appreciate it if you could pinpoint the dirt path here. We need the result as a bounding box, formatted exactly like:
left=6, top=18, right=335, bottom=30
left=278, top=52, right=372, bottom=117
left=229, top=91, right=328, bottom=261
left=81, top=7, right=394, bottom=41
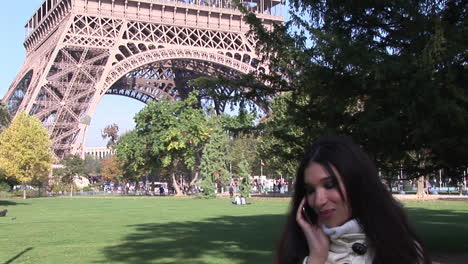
left=393, top=194, right=468, bottom=201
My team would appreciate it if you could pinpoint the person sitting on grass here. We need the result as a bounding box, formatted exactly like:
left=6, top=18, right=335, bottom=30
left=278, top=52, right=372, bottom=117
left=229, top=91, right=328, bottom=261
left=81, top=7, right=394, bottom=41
left=240, top=195, right=246, bottom=205
left=232, top=195, right=241, bottom=205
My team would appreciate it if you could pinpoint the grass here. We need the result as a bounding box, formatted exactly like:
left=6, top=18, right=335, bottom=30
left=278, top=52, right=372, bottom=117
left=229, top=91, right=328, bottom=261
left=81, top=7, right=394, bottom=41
left=0, top=197, right=467, bottom=264
left=0, top=197, right=289, bottom=264
left=404, top=200, right=468, bottom=252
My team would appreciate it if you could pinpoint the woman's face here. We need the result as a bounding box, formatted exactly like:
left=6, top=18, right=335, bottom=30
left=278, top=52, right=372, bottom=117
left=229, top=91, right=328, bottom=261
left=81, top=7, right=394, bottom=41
left=304, top=162, right=351, bottom=227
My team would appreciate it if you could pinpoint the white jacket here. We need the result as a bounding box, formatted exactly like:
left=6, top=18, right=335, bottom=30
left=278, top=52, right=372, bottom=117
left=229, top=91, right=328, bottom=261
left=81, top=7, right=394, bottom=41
left=303, top=219, right=373, bottom=264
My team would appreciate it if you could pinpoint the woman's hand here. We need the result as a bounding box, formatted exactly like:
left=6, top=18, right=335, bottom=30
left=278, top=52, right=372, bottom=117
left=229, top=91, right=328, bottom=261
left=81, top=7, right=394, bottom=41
left=296, top=198, right=329, bottom=264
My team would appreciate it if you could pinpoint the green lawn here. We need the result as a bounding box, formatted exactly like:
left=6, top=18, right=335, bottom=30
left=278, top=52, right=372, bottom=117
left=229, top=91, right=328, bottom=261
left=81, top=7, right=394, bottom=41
left=404, top=200, right=468, bottom=252
left=0, top=197, right=466, bottom=264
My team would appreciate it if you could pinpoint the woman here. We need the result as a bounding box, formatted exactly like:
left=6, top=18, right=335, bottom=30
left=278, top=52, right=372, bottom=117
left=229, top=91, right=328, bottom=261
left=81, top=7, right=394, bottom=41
left=275, top=136, right=431, bottom=264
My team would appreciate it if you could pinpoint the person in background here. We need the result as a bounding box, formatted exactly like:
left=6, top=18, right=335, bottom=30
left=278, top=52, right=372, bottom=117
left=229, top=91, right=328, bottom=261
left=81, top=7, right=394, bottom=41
left=240, top=195, right=246, bottom=205
left=232, top=195, right=241, bottom=205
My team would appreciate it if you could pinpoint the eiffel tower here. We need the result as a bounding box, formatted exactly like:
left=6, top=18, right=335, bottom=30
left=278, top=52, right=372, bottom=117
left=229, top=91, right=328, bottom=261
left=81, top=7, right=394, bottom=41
left=1, top=0, right=282, bottom=159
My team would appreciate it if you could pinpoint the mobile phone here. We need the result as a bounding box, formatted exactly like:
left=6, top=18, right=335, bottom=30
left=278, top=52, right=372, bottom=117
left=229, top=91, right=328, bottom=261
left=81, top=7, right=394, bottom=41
left=302, top=202, right=318, bottom=225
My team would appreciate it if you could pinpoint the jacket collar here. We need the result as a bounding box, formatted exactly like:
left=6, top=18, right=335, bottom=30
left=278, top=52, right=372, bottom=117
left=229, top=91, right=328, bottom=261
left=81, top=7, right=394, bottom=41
left=322, top=219, right=363, bottom=240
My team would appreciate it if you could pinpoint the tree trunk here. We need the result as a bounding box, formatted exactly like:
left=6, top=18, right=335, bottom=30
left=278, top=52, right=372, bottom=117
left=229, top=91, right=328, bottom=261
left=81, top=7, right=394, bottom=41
left=70, top=183, right=73, bottom=197
left=172, top=173, right=183, bottom=196
left=416, top=176, right=426, bottom=198
left=191, top=151, right=202, bottom=187
left=21, top=182, right=27, bottom=199
left=122, top=180, right=128, bottom=194
left=387, top=178, right=393, bottom=193
left=189, top=170, right=199, bottom=186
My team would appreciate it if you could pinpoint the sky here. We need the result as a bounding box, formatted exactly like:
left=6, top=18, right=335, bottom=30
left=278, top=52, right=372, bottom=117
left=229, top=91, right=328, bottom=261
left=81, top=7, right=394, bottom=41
left=0, top=1, right=145, bottom=147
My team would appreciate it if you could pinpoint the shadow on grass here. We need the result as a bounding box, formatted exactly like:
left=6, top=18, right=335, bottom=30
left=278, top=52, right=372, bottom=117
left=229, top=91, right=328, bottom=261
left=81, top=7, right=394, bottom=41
left=98, top=214, right=285, bottom=264
left=0, top=200, right=29, bottom=206
left=405, top=206, right=468, bottom=252
left=3, top=247, right=33, bottom=264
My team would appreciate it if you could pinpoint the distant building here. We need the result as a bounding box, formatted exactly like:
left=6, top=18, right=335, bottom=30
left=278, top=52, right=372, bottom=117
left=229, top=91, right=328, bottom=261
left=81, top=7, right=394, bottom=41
left=84, top=147, right=115, bottom=160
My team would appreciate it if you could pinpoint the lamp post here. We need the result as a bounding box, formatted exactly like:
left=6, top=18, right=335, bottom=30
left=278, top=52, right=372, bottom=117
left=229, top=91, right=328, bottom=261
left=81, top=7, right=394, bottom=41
left=439, top=169, right=442, bottom=190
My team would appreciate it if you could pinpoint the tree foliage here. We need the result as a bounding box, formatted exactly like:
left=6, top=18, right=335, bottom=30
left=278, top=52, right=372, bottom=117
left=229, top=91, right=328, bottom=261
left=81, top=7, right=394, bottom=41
left=199, top=173, right=217, bottom=198
left=0, top=112, right=54, bottom=198
left=257, top=93, right=304, bottom=179
left=61, top=154, right=86, bottom=180
left=220, top=111, right=257, bottom=137
left=101, top=156, right=123, bottom=182
left=84, top=154, right=102, bottom=179
left=101, top=123, right=119, bottom=149
left=226, top=134, right=262, bottom=176
left=136, top=91, right=208, bottom=169
left=199, top=114, right=231, bottom=198
left=54, top=154, right=86, bottom=196
left=212, top=111, right=268, bottom=179
left=0, top=102, right=11, bottom=133
left=115, top=91, right=210, bottom=195
left=190, top=73, right=271, bottom=115
left=245, top=0, right=467, bottom=179
left=115, top=130, right=148, bottom=181
left=237, top=157, right=252, bottom=198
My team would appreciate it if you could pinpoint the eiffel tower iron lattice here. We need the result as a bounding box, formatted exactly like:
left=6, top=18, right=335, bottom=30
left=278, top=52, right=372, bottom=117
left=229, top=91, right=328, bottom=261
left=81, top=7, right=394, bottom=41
left=1, top=0, right=283, bottom=159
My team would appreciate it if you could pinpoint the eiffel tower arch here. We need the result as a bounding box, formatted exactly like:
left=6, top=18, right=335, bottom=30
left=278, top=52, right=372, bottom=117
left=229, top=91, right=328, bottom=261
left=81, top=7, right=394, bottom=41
left=1, top=0, right=283, bottom=159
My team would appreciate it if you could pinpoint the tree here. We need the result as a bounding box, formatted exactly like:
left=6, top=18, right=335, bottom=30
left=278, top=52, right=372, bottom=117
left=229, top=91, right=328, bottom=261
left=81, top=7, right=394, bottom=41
left=190, top=73, right=271, bottom=116
left=243, top=0, right=467, bottom=188
left=0, top=171, right=18, bottom=191
left=0, top=112, right=54, bottom=199
left=257, top=93, right=304, bottom=181
left=84, top=154, right=102, bottom=180
left=237, top=157, right=252, bottom=199
left=101, top=156, right=123, bottom=183
left=227, top=134, right=262, bottom=176
left=0, top=102, right=11, bottom=133
left=101, top=123, right=119, bottom=149
left=57, top=154, right=86, bottom=197
left=132, top=91, right=210, bottom=195
left=215, top=111, right=267, bottom=179
left=199, top=114, right=231, bottom=198
left=199, top=173, right=217, bottom=198
left=219, top=110, right=257, bottom=138
left=49, top=171, right=72, bottom=194
left=115, top=130, right=149, bottom=182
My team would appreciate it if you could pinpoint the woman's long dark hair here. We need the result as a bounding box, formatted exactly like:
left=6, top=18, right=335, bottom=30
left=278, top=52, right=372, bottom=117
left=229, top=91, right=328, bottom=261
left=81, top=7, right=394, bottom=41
left=275, top=135, right=431, bottom=264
